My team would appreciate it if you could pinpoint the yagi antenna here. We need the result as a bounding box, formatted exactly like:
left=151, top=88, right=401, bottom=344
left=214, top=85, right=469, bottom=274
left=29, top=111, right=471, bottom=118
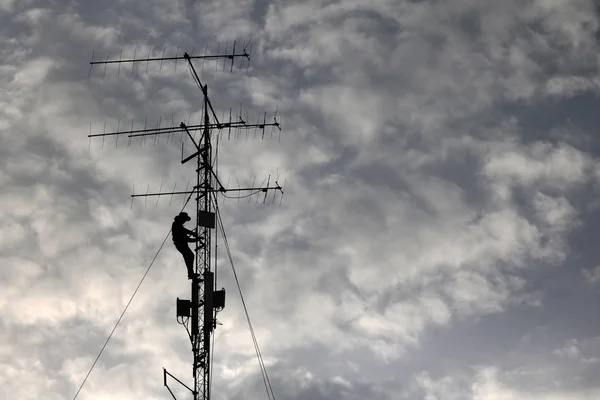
left=89, top=42, right=252, bottom=79
left=87, top=109, right=282, bottom=143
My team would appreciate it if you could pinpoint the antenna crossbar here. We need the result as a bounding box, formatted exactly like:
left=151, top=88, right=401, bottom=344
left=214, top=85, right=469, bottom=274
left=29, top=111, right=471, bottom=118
left=131, top=185, right=283, bottom=198
left=90, top=52, right=250, bottom=66
left=88, top=121, right=281, bottom=139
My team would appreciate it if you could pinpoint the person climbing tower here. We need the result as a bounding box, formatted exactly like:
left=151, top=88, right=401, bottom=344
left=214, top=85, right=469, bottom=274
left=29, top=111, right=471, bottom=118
left=172, top=211, right=201, bottom=279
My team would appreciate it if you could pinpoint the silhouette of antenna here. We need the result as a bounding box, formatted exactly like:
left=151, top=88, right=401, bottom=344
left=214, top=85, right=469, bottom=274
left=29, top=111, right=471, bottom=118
left=89, top=40, right=252, bottom=80
left=89, top=46, right=250, bottom=69
left=88, top=40, right=284, bottom=400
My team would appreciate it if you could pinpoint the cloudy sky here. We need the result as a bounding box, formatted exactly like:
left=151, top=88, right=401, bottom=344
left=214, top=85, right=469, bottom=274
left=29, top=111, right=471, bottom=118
left=2, top=0, right=600, bottom=399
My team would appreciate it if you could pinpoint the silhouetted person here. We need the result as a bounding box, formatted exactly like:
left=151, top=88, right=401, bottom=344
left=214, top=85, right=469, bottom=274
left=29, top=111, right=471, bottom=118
left=172, top=212, right=201, bottom=279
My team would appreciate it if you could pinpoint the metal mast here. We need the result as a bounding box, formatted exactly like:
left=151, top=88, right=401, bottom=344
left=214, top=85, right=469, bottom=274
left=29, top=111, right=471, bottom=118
left=89, top=44, right=284, bottom=400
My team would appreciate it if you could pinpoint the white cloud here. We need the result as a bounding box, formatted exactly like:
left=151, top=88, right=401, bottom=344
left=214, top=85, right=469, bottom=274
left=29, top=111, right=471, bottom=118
left=553, top=338, right=581, bottom=359
left=545, top=76, right=599, bottom=97
left=533, top=192, right=578, bottom=232
left=483, top=142, right=593, bottom=192
left=582, top=266, right=600, bottom=285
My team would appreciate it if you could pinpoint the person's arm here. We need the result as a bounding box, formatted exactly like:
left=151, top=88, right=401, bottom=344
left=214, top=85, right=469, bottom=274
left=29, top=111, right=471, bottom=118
left=184, top=228, right=201, bottom=242
left=184, top=227, right=198, bottom=236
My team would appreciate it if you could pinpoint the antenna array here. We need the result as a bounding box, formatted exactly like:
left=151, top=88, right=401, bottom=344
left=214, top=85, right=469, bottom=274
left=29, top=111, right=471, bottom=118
left=89, top=106, right=282, bottom=145
left=89, top=39, right=254, bottom=78
left=88, top=38, right=284, bottom=400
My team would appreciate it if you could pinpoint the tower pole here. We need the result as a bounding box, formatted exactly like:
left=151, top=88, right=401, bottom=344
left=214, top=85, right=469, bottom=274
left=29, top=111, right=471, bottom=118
left=202, top=86, right=212, bottom=400
left=192, top=86, right=213, bottom=400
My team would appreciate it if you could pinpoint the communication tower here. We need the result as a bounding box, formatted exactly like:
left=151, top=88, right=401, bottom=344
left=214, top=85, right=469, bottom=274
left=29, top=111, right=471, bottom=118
left=87, top=40, right=284, bottom=400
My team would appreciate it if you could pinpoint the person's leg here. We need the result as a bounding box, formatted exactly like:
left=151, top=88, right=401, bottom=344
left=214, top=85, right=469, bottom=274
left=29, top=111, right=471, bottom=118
left=183, top=247, right=195, bottom=277
left=175, top=242, right=195, bottom=278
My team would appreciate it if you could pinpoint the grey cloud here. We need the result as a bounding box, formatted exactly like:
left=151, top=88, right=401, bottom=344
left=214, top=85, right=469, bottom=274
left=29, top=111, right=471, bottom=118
left=4, top=0, right=600, bottom=399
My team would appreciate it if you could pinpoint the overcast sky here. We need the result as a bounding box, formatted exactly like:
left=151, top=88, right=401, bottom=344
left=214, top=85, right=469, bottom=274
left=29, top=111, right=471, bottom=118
left=2, top=0, right=600, bottom=399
